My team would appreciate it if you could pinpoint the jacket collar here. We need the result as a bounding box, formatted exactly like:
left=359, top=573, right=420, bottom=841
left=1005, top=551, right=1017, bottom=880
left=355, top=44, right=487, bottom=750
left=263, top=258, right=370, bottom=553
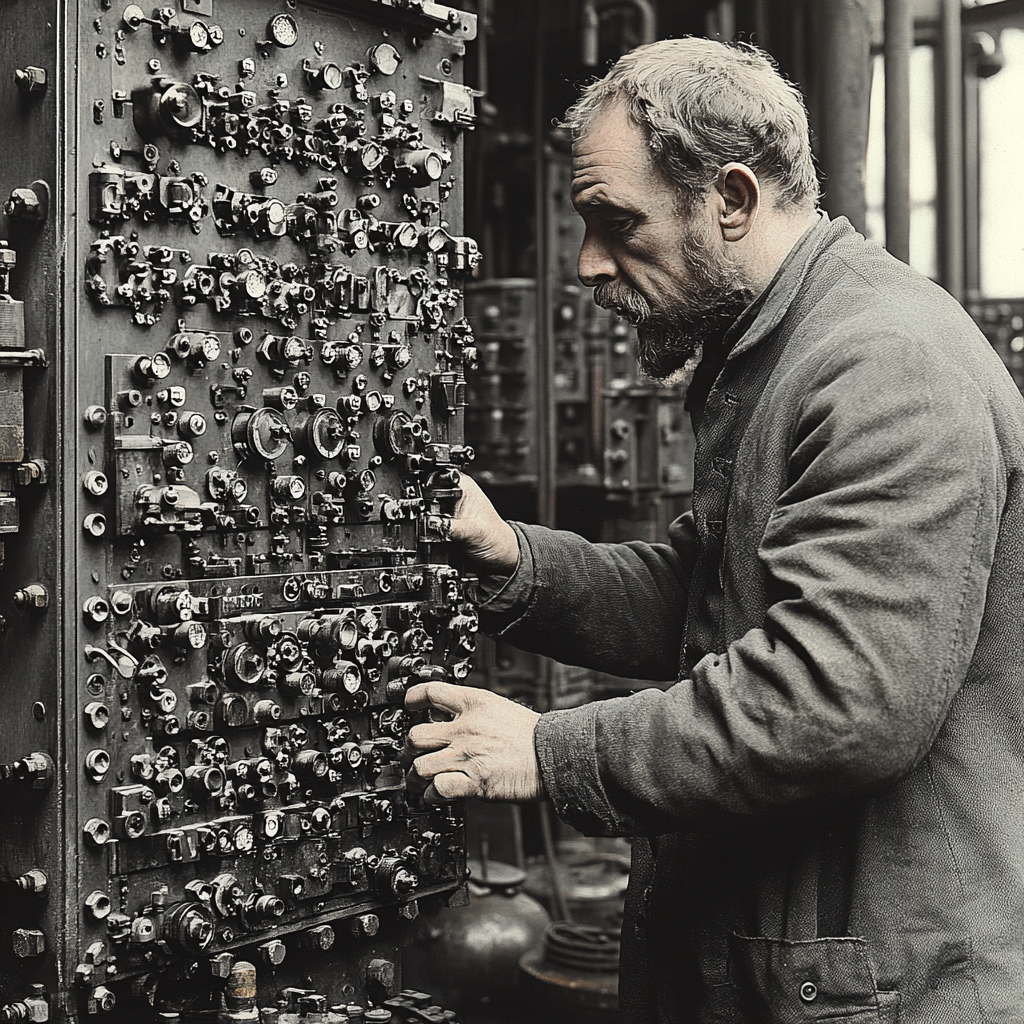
left=724, top=212, right=855, bottom=362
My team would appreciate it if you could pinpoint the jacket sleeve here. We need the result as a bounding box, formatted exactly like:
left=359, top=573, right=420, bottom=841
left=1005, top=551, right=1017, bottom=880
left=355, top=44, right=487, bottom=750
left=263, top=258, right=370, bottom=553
left=477, top=514, right=699, bottom=683
left=536, top=337, right=1006, bottom=837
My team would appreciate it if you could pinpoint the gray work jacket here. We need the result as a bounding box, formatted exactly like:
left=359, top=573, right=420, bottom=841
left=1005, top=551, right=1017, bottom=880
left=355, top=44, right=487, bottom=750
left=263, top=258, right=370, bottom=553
left=480, top=216, right=1024, bottom=1024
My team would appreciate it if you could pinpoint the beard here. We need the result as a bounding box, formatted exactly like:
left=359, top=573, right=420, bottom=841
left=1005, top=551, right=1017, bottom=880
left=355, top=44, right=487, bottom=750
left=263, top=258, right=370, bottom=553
left=595, top=224, right=755, bottom=382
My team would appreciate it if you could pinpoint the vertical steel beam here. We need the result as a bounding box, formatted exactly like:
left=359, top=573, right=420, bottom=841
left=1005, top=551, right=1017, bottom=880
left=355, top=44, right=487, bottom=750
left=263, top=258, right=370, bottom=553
left=937, top=0, right=964, bottom=299
left=815, top=0, right=873, bottom=233
left=533, top=0, right=555, bottom=532
left=884, top=0, right=912, bottom=263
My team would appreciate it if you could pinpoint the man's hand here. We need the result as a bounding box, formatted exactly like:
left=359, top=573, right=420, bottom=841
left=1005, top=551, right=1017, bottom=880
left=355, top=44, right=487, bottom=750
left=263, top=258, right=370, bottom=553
left=405, top=682, right=543, bottom=802
left=451, top=473, right=519, bottom=574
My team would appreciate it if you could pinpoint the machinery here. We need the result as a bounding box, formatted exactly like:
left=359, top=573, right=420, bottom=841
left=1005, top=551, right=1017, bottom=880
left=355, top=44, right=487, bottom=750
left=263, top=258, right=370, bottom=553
left=0, top=1, right=481, bottom=1020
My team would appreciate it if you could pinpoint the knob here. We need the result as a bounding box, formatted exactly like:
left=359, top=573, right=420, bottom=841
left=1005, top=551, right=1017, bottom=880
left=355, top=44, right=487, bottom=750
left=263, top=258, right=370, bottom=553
left=12, top=584, right=48, bottom=611
left=306, top=62, right=344, bottom=91
left=1, top=751, right=54, bottom=792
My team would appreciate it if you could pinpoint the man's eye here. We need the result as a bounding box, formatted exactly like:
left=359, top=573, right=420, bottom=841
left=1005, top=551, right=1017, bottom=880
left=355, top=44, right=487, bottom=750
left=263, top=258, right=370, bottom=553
left=606, top=218, right=637, bottom=238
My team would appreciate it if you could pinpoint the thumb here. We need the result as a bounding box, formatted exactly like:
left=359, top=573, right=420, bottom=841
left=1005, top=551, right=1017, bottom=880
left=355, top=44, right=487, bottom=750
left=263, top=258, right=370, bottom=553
left=405, top=681, right=472, bottom=715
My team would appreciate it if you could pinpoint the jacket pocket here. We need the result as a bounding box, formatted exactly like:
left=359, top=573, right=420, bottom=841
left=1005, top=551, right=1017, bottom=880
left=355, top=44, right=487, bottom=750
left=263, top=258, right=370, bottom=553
left=728, top=934, right=900, bottom=1023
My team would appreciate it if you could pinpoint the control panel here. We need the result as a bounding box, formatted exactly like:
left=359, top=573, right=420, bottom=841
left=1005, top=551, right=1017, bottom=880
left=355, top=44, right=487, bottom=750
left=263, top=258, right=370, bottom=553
left=0, top=2, right=478, bottom=1021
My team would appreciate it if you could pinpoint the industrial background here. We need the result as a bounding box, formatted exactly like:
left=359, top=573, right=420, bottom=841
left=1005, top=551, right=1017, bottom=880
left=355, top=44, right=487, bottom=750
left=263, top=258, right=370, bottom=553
left=0, top=0, right=1019, bottom=1022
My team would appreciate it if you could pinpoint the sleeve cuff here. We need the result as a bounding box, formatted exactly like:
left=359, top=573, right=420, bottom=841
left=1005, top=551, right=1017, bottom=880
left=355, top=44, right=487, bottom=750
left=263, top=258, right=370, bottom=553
left=477, top=522, right=535, bottom=632
left=534, top=705, right=633, bottom=837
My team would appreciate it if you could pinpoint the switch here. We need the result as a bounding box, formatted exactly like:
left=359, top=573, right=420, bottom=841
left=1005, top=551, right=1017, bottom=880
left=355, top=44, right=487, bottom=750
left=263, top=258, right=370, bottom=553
left=13, top=67, right=47, bottom=94
left=4, top=183, right=49, bottom=224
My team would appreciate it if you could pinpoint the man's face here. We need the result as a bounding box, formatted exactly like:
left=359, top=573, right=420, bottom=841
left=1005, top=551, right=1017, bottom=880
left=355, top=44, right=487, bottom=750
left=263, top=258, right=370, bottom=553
left=571, top=104, right=753, bottom=380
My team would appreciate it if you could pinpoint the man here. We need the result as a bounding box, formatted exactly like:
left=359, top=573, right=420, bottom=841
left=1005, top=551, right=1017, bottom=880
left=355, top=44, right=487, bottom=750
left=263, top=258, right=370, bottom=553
left=405, top=38, right=1024, bottom=1024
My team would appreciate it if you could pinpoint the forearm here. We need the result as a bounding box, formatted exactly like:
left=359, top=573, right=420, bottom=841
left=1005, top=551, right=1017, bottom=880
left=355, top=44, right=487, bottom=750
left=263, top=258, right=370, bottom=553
left=479, top=521, right=691, bottom=682
left=536, top=342, right=1004, bottom=837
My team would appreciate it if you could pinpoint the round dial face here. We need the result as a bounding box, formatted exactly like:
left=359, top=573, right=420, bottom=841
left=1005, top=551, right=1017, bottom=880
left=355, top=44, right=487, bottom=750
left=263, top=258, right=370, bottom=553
left=150, top=352, right=172, bottom=379
left=233, top=825, right=255, bottom=853
left=368, top=43, right=401, bottom=75
left=238, top=269, right=267, bottom=300
left=268, top=13, right=298, bottom=47
left=200, top=334, right=221, bottom=361
left=181, top=622, right=207, bottom=650
left=308, top=408, right=346, bottom=460
left=188, top=21, right=210, bottom=50
left=321, top=63, right=344, bottom=90
left=341, top=665, right=362, bottom=694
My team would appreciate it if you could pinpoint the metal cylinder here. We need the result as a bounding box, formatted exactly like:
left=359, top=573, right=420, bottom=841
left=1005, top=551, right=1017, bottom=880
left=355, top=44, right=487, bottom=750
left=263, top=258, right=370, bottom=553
left=884, top=0, right=912, bottom=263
left=937, top=0, right=964, bottom=299
left=814, top=0, right=873, bottom=233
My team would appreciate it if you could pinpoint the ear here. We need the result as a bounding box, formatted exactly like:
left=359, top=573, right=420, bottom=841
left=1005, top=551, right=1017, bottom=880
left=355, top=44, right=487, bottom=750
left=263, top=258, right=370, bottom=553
left=715, top=162, right=760, bottom=242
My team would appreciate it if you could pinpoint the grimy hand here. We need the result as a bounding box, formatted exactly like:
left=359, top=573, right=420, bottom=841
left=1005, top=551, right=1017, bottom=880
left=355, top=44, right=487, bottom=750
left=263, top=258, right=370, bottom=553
left=404, top=682, right=543, bottom=802
left=451, top=473, right=519, bottom=574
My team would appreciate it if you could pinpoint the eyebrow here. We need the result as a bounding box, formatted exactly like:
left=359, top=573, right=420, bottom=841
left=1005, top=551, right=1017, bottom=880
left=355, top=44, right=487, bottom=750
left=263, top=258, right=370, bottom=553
left=570, top=186, right=642, bottom=216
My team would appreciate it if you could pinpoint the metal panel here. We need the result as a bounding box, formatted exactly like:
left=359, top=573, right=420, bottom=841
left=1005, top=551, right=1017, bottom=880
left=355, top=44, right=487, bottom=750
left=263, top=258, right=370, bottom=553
left=0, top=1, right=479, bottom=1019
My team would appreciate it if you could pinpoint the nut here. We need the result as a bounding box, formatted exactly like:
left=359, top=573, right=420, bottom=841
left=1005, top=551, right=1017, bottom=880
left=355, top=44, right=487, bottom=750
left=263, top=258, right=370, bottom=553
left=12, top=928, right=46, bottom=958
left=84, top=891, right=111, bottom=921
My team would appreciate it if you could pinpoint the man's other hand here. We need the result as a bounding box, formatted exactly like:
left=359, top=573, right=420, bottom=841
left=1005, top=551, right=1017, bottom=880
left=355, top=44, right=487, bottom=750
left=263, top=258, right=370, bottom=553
left=404, top=682, right=543, bottom=802
left=451, top=473, right=519, bottom=574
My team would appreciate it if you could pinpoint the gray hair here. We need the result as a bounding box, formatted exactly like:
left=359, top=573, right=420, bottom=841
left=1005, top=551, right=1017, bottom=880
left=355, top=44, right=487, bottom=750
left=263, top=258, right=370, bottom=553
left=562, top=38, right=819, bottom=212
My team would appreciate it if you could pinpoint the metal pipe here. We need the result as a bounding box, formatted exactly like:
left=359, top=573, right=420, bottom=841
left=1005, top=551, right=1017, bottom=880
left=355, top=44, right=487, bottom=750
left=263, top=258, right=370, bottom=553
left=624, top=0, right=656, bottom=45
left=533, top=0, right=555, bottom=531
left=963, top=67, right=981, bottom=294
left=581, top=0, right=600, bottom=66
left=815, top=0, right=873, bottom=233
left=587, top=0, right=657, bottom=54
left=884, top=0, right=912, bottom=264
left=937, top=0, right=964, bottom=300
left=753, top=0, right=769, bottom=49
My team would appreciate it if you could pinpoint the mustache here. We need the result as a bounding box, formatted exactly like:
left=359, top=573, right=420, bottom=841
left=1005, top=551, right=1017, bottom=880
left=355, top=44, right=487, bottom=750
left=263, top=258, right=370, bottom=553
left=594, top=282, right=652, bottom=325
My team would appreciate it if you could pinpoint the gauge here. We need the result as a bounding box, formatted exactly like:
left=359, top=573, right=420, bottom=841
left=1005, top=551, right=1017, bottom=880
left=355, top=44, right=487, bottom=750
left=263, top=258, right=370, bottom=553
left=177, top=622, right=208, bottom=650
left=199, top=333, right=221, bottom=362
left=150, top=352, right=172, bottom=378
left=236, top=269, right=267, bottom=300
left=308, top=61, right=344, bottom=91
left=233, top=824, right=255, bottom=853
left=393, top=222, right=420, bottom=249
left=367, top=43, right=402, bottom=75
left=267, top=12, right=298, bottom=47
left=188, top=20, right=210, bottom=51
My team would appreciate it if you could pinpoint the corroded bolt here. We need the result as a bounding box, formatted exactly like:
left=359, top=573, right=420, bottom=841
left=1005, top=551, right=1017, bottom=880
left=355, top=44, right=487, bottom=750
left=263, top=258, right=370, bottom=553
left=12, top=929, right=46, bottom=958
left=15, top=869, right=48, bottom=895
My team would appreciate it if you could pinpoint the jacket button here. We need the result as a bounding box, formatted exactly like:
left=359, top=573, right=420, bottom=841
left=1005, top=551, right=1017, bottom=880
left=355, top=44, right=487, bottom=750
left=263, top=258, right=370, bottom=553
left=799, top=981, right=818, bottom=1003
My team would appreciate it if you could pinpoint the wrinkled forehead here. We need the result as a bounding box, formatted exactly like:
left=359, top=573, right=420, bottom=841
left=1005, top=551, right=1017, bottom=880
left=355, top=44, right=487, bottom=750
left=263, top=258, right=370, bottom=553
left=570, top=105, right=670, bottom=205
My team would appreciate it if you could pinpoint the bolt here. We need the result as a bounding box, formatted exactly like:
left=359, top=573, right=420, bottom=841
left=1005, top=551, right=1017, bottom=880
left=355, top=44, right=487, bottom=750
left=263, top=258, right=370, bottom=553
left=352, top=913, right=379, bottom=938
left=12, top=929, right=46, bottom=958
left=257, top=940, right=286, bottom=967
left=12, top=584, right=48, bottom=610
left=15, top=869, right=48, bottom=896
left=84, top=891, right=111, bottom=920
left=87, top=987, right=115, bottom=1014
left=83, top=818, right=111, bottom=846
left=83, top=513, right=107, bottom=538
left=82, top=596, right=110, bottom=626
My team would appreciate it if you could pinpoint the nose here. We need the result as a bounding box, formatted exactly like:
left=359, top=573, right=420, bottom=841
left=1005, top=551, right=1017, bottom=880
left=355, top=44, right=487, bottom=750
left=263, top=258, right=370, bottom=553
left=578, top=228, right=617, bottom=287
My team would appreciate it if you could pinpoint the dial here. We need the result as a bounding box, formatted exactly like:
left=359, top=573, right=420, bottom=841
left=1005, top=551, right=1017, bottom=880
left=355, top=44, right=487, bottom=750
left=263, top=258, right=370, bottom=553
left=236, top=269, right=267, bottom=300
left=199, top=333, right=221, bottom=362
left=233, top=824, right=255, bottom=853
left=268, top=13, right=298, bottom=47
left=367, top=43, right=402, bottom=76
left=188, top=20, right=210, bottom=51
